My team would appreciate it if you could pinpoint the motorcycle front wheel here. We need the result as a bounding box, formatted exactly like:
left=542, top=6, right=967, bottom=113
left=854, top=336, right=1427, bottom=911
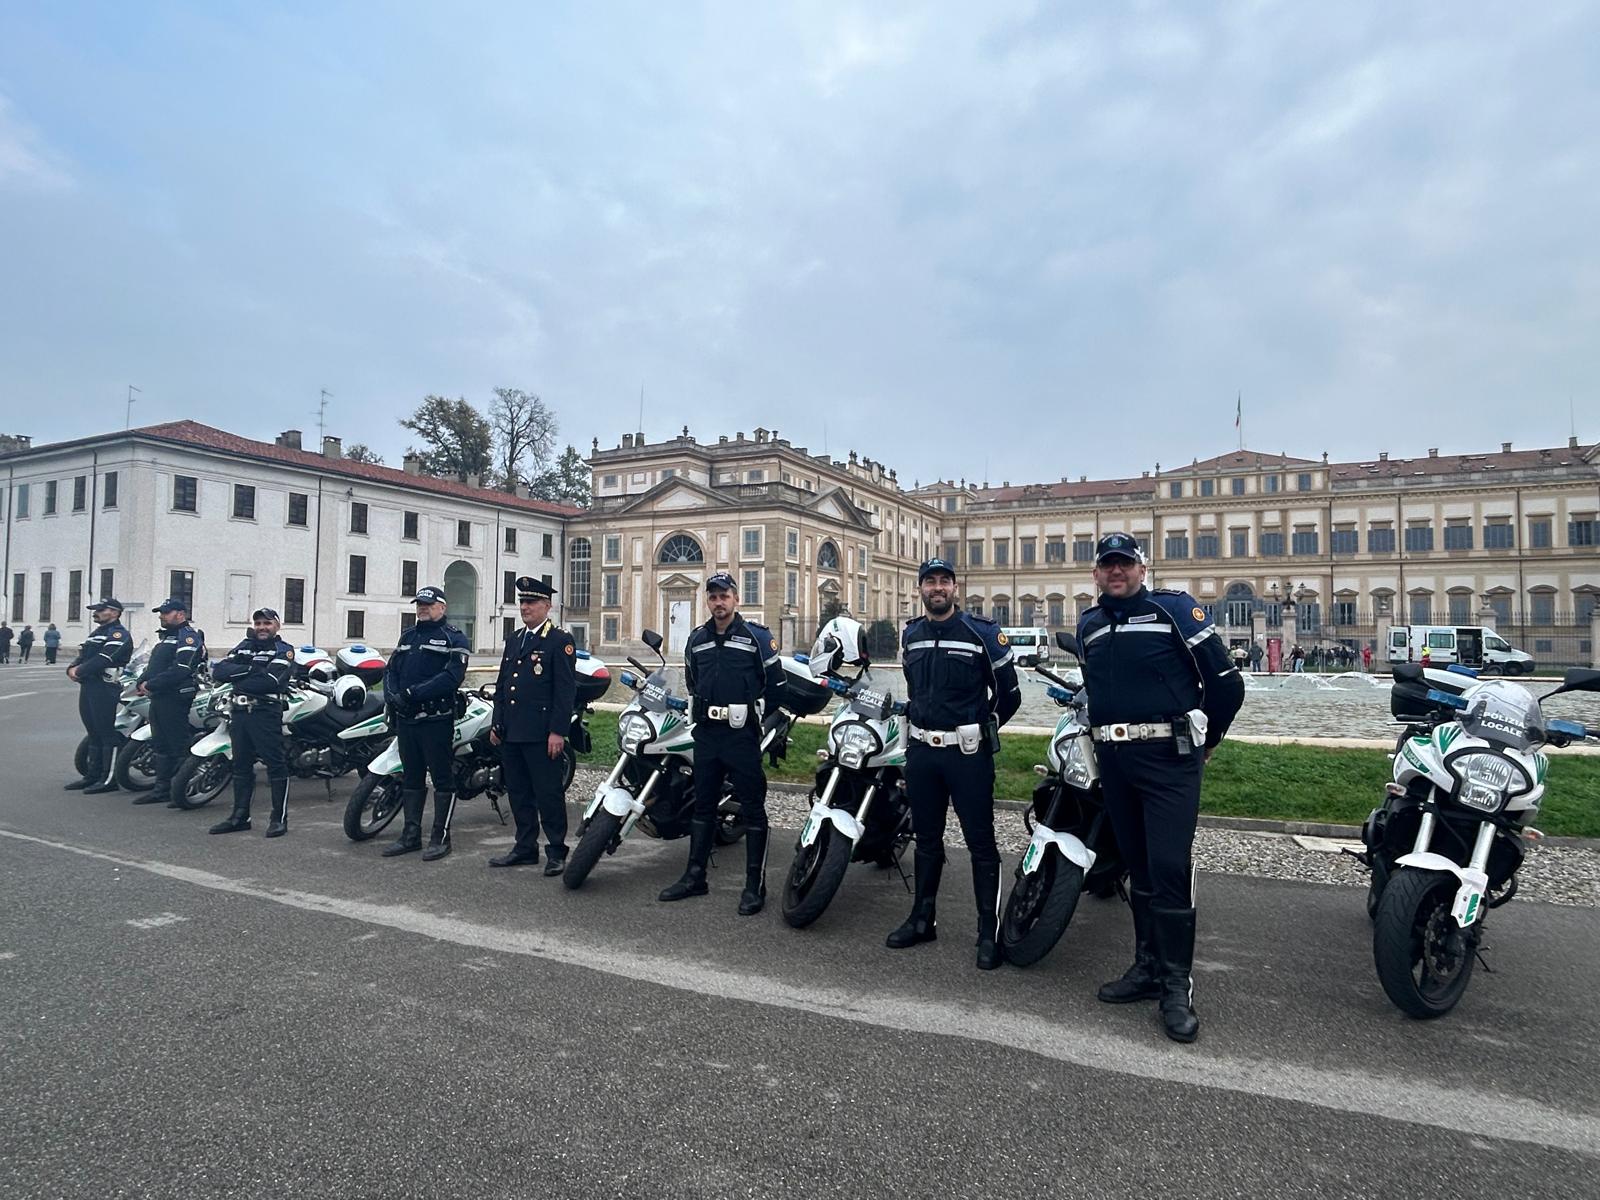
left=714, top=792, right=745, bottom=845
left=74, top=736, right=93, bottom=779
left=344, top=773, right=405, bottom=841
left=561, top=745, right=577, bottom=793
left=781, top=825, right=854, bottom=929
left=1002, top=854, right=1085, bottom=967
left=1373, top=868, right=1477, bottom=1018
left=171, top=755, right=232, bottom=810
left=114, top=740, right=158, bottom=792
left=563, top=809, right=622, bottom=890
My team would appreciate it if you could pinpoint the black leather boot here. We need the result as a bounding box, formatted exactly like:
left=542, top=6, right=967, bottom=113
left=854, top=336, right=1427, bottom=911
left=885, top=847, right=943, bottom=949
left=64, top=746, right=95, bottom=791
left=974, top=859, right=1003, bottom=970
left=421, top=792, right=456, bottom=861
left=1097, top=887, right=1162, bottom=1003
left=264, top=777, right=290, bottom=838
left=382, top=790, right=426, bottom=856
left=210, top=773, right=253, bottom=833
left=133, top=751, right=170, bottom=805
left=83, top=743, right=121, bottom=794
left=1153, top=905, right=1200, bottom=1043
left=658, top=818, right=714, bottom=901
left=738, top=824, right=769, bottom=916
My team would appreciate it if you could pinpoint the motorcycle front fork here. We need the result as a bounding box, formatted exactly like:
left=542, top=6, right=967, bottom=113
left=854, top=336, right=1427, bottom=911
left=1409, top=809, right=1497, bottom=880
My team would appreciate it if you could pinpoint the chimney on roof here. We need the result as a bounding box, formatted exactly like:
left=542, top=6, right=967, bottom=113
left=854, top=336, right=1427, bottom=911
left=635, top=430, right=644, bottom=446
left=402, top=452, right=422, bottom=476
left=719, top=435, right=729, bottom=444
left=1428, top=447, right=1438, bottom=458
left=755, top=427, right=769, bottom=443
left=1002, top=480, right=1010, bottom=488
left=1501, top=441, right=1512, bottom=453
left=276, top=429, right=303, bottom=451
left=465, top=472, right=481, bottom=489
left=1141, top=471, right=1149, bottom=478
left=1571, top=435, right=1581, bottom=450
left=1079, top=475, right=1087, bottom=483
left=321, top=435, right=342, bottom=458
left=1378, top=451, right=1388, bottom=461
left=622, top=433, right=634, bottom=449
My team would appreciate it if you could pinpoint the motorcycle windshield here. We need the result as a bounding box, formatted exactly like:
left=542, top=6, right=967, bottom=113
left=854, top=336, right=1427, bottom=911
left=1457, top=680, right=1545, bottom=751
left=638, top=667, right=684, bottom=713
left=848, top=684, right=895, bottom=720
left=125, top=640, right=152, bottom=676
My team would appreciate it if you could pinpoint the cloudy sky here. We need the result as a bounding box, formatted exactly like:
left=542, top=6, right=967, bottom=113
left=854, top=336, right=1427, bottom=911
left=1, top=2, right=1596, bottom=486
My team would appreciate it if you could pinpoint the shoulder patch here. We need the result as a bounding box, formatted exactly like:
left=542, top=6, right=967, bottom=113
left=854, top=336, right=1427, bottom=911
left=111, top=631, right=123, bottom=639
left=996, top=631, right=1009, bottom=646
left=185, top=636, right=195, bottom=644
left=1192, top=607, right=1206, bottom=622
left=769, top=638, right=777, bottom=652
left=565, top=643, right=574, bottom=655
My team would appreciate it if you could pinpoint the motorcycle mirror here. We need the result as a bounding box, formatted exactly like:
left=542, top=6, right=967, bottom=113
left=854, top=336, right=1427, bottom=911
left=1546, top=667, right=1600, bottom=699
left=641, top=629, right=664, bottom=654
left=1392, top=663, right=1424, bottom=683
left=1055, top=631, right=1080, bottom=657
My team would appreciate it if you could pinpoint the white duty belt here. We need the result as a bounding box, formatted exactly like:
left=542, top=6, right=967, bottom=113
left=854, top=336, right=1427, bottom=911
left=909, top=722, right=981, bottom=750
left=1091, top=722, right=1174, bottom=742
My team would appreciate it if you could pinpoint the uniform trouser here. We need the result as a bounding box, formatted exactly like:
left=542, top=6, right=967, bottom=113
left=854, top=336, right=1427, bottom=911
left=148, top=694, right=193, bottom=796
left=79, top=681, right=120, bottom=779
left=904, top=743, right=1000, bottom=870
left=691, top=726, right=767, bottom=829
left=232, top=705, right=289, bottom=808
left=500, top=739, right=568, bottom=856
left=1095, top=739, right=1203, bottom=912
left=397, top=719, right=455, bottom=828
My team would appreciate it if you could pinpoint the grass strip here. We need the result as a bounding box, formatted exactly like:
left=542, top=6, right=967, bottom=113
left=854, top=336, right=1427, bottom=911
left=572, top=711, right=1600, bottom=839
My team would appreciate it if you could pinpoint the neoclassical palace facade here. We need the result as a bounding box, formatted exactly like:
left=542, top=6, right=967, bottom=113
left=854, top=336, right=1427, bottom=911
left=568, top=432, right=1600, bottom=660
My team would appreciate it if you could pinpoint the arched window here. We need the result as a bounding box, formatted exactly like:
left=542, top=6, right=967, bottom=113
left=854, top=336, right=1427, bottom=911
left=817, top=540, right=840, bottom=571
left=568, top=538, right=591, bottom=610
left=658, top=534, right=704, bottom=565
left=1223, top=582, right=1254, bottom=628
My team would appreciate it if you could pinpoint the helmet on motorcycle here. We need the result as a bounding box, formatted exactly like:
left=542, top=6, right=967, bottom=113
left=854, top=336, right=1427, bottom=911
left=332, top=675, right=368, bottom=711
left=306, top=660, right=336, bottom=690
left=809, top=615, right=869, bottom=674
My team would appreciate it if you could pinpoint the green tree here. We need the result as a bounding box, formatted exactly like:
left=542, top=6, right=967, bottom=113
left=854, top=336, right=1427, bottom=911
left=398, top=396, right=493, bottom=479
left=344, top=443, right=385, bottom=465
left=530, top=444, right=593, bottom=508
left=866, top=618, right=900, bottom=661
left=816, top=596, right=846, bottom=635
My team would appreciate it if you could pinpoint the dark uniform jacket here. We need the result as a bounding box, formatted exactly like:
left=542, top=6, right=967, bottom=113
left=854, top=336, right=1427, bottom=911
left=684, top=614, right=786, bottom=724
left=212, top=635, right=296, bottom=704
left=492, top=618, right=577, bottom=742
left=383, top=618, right=471, bottom=722
left=70, top=620, right=133, bottom=683
left=139, top=624, right=207, bottom=697
left=901, top=609, right=1022, bottom=732
left=1075, top=586, right=1245, bottom=748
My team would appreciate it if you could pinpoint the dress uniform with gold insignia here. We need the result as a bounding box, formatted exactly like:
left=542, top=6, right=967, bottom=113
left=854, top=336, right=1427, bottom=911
left=65, top=597, right=135, bottom=793
left=490, top=576, right=577, bottom=874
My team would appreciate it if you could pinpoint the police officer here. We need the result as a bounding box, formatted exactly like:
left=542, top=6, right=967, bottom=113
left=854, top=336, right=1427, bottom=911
left=133, top=598, right=207, bottom=808
left=658, top=571, right=787, bottom=914
left=64, top=598, right=135, bottom=794
left=381, top=586, right=471, bottom=861
left=888, top=558, right=1021, bottom=969
left=488, top=577, right=576, bottom=874
left=209, top=608, right=296, bottom=837
left=1076, top=532, right=1245, bottom=1043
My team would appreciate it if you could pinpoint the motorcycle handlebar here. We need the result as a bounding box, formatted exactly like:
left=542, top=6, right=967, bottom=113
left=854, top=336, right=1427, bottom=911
left=1033, top=664, right=1078, bottom=692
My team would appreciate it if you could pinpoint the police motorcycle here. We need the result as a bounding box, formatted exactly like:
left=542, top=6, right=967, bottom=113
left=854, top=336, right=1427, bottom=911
left=779, top=616, right=912, bottom=929
left=72, top=639, right=151, bottom=780
left=113, top=660, right=221, bottom=792
left=1354, top=663, right=1600, bottom=1018
left=170, top=644, right=391, bottom=810
left=561, top=629, right=799, bottom=890
left=342, top=649, right=611, bottom=841
left=1000, top=630, right=1125, bottom=967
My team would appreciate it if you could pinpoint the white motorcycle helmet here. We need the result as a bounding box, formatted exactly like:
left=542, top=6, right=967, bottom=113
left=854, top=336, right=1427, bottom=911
left=809, top=615, right=869, bottom=676
left=306, top=660, right=337, bottom=693
left=331, top=675, right=368, bottom=711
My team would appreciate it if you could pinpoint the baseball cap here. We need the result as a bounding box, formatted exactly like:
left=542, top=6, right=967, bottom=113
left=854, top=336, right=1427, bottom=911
left=151, top=597, right=189, bottom=614
left=1094, top=532, right=1146, bottom=565
left=917, top=557, right=957, bottom=583
left=251, top=607, right=281, bottom=622
left=88, top=598, right=125, bottom=613
left=705, top=571, right=737, bottom=593
left=413, top=585, right=447, bottom=605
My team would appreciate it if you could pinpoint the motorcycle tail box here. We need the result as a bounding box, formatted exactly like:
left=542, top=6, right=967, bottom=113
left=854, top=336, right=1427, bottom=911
left=1390, top=668, right=1472, bottom=724
left=336, top=644, right=388, bottom=686
left=779, top=657, right=833, bottom=717
left=573, top=655, right=612, bottom=705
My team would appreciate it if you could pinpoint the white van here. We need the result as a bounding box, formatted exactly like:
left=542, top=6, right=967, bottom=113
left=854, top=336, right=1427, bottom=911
left=1000, top=627, right=1050, bottom=667
left=1385, top=625, right=1535, bottom=675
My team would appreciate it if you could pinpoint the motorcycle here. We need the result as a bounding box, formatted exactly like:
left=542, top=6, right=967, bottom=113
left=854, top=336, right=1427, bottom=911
left=561, top=629, right=795, bottom=890
left=342, top=648, right=610, bottom=841
left=73, top=640, right=150, bottom=780
left=1355, top=663, right=1600, bottom=1018
left=780, top=616, right=912, bottom=929
left=170, top=644, right=392, bottom=810
left=1000, top=630, right=1125, bottom=967
left=114, top=664, right=222, bottom=792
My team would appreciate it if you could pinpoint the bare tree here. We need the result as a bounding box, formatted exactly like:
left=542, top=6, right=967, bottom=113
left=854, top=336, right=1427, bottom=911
left=489, top=387, right=559, bottom=491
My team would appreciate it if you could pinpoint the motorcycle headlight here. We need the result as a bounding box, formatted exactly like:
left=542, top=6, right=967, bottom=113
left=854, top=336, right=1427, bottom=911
left=830, top=722, right=882, bottom=767
left=1057, top=735, right=1093, bottom=788
left=618, top=712, right=652, bottom=753
left=1448, top=752, right=1523, bottom=814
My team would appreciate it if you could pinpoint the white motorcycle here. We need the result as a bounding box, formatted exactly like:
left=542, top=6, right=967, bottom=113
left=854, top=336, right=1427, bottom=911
left=115, top=665, right=222, bottom=792
left=73, top=640, right=150, bottom=781
left=562, top=629, right=795, bottom=890
left=781, top=616, right=912, bottom=929
left=1357, top=663, right=1600, bottom=1017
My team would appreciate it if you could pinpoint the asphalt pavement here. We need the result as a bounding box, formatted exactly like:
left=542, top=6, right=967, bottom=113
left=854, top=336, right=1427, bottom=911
left=2, top=662, right=1597, bottom=1199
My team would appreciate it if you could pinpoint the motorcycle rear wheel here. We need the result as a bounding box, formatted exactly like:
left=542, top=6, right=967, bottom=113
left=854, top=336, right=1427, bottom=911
left=1373, top=867, right=1477, bottom=1018
left=115, top=740, right=158, bottom=792
left=344, top=773, right=405, bottom=841
left=561, top=745, right=577, bottom=793
left=781, top=825, right=854, bottom=929
left=171, top=754, right=231, bottom=810
left=563, top=809, right=622, bottom=890
left=74, top=736, right=93, bottom=779
left=1002, top=854, right=1085, bottom=967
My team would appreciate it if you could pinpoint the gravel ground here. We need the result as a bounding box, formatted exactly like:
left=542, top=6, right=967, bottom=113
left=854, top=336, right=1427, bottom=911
left=571, top=766, right=1600, bottom=909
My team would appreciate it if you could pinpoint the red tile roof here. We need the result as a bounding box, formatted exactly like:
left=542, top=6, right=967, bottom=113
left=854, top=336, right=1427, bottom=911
left=125, top=421, right=583, bottom=516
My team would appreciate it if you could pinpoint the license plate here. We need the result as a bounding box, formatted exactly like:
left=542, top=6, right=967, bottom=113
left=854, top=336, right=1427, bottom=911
left=1021, top=842, right=1040, bottom=874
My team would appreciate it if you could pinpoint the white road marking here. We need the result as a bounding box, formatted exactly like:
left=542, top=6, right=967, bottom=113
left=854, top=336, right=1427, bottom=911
left=2, top=826, right=1597, bottom=1157
left=0, top=692, right=39, bottom=702
left=0, top=950, right=16, bottom=961
left=125, top=912, right=188, bottom=930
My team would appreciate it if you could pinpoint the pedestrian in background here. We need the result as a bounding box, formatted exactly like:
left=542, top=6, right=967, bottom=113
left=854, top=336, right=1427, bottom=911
left=43, top=623, right=61, bottom=665
left=17, top=625, right=34, bottom=663
left=0, top=622, right=12, bottom=663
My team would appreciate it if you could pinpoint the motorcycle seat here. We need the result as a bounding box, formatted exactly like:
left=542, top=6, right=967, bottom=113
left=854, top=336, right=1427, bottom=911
left=322, top=693, right=387, bottom=729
